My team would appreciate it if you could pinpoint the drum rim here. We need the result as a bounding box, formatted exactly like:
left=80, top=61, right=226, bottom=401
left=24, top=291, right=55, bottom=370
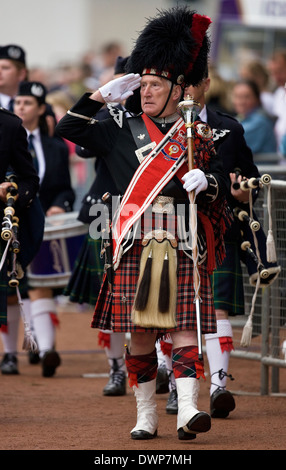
left=44, top=211, right=88, bottom=238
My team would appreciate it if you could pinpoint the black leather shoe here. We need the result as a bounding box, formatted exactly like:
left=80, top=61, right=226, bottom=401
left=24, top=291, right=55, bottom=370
left=210, top=388, right=235, bottom=418
left=166, top=389, right=178, bottom=414
left=28, top=350, right=40, bottom=365
left=0, top=353, right=19, bottom=375
left=156, top=366, right=169, bottom=394
left=178, top=412, right=211, bottom=440
left=103, top=370, right=126, bottom=396
left=131, top=429, right=157, bottom=440
left=42, top=350, right=61, bottom=377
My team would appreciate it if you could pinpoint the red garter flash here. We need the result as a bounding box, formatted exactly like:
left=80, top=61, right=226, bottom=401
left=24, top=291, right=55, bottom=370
left=97, top=331, right=111, bottom=349
left=50, top=312, right=60, bottom=327
left=219, top=336, right=234, bottom=353
left=195, top=361, right=206, bottom=380
left=128, top=372, right=139, bottom=388
left=160, top=340, right=173, bottom=357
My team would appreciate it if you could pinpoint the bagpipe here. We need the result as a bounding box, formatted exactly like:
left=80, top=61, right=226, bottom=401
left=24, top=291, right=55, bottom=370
left=0, top=173, right=37, bottom=351
left=232, top=170, right=281, bottom=346
left=0, top=174, right=23, bottom=287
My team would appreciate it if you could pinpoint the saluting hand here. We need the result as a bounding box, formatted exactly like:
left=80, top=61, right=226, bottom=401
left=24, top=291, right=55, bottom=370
left=98, top=73, right=141, bottom=104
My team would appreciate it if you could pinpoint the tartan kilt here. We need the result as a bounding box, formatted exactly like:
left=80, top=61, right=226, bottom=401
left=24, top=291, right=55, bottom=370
left=64, top=233, right=103, bottom=305
left=91, top=238, right=216, bottom=334
left=211, top=240, right=244, bottom=316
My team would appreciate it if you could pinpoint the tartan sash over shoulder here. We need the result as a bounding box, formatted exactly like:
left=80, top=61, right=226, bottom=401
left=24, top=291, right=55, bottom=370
left=112, top=114, right=231, bottom=271
left=112, top=115, right=187, bottom=269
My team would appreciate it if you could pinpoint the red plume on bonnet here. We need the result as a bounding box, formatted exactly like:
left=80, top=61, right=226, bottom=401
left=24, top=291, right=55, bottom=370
left=186, top=13, right=212, bottom=76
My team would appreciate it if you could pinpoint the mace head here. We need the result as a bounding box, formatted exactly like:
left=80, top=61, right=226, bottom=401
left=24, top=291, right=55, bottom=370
left=177, top=95, right=201, bottom=125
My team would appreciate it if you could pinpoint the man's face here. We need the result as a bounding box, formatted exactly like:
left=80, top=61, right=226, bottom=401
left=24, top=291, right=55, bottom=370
left=0, top=59, right=26, bottom=94
left=184, top=78, right=210, bottom=105
left=140, top=75, right=181, bottom=117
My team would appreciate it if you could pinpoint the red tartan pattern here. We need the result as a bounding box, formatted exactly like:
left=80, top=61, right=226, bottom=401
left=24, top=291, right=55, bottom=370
left=91, top=238, right=216, bottom=334
left=172, top=345, right=205, bottom=380
left=125, top=349, right=158, bottom=387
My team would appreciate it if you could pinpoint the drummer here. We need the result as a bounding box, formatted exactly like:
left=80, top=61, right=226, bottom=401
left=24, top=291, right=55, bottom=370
left=0, top=81, right=75, bottom=377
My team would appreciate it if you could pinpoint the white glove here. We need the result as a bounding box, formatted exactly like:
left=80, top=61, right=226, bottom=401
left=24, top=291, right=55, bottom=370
left=182, top=168, right=208, bottom=195
left=99, top=73, right=141, bottom=103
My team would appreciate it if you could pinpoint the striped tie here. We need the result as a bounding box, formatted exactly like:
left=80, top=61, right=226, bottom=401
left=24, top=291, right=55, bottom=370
left=28, top=134, right=39, bottom=173
left=8, top=98, right=14, bottom=112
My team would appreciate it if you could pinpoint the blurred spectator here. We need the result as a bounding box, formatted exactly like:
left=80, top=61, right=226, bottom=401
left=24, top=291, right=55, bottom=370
left=205, top=65, right=234, bottom=114
left=280, top=134, right=286, bottom=159
left=240, top=60, right=274, bottom=117
left=267, top=50, right=286, bottom=150
left=231, top=79, right=277, bottom=155
left=46, top=89, right=76, bottom=153
left=29, top=67, right=51, bottom=89
left=46, top=89, right=88, bottom=206
left=0, top=44, right=28, bottom=110
left=48, top=62, right=89, bottom=100
left=97, top=41, right=124, bottom=86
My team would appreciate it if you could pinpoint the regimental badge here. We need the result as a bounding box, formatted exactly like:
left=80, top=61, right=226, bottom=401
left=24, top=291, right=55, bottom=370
left=196, top=123, right=212, bottom=139
left=7, top=46, right=22, bottom=60
left=31, top=83, right=44, bottom=98
left=162, top=139, right=186, bottom=161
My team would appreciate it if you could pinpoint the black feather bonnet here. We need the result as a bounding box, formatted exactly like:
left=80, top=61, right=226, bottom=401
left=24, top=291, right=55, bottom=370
left=126, top=6, right=212, bottom=88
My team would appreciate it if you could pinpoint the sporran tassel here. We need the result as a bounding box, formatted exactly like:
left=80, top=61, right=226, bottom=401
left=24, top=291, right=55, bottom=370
left=134, top=248, right=153, bottom=311
left=132, top=238, right=177, bottom=328
left=158, top=251, right=170, bottom=313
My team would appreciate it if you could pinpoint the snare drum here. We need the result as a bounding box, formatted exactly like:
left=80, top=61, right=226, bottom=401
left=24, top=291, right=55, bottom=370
left=27, top=212, right=88, bottom=288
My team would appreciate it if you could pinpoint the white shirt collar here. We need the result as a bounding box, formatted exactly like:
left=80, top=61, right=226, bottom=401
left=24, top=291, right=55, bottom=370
left=27, top=127, right=41, bottom=139
left=0, top=93, right=14, bottom=110
left=199, top=104, right=207, bottom=123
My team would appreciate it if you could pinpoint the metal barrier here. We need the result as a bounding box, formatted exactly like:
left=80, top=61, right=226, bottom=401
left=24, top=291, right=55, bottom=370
left=229, top=178, right=286, bottom=395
